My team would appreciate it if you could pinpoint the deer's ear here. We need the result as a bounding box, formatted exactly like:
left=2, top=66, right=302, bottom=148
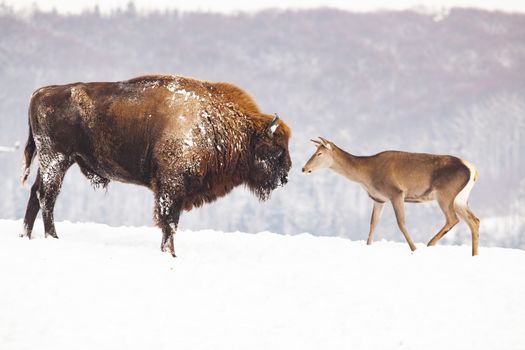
left=318, top=137, right=332, bottom=150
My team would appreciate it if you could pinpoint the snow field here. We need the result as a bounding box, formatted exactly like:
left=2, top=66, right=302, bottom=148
left=1, top=219, right=524, bottom=350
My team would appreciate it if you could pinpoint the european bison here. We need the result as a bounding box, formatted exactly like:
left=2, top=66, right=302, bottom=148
left=21, top=75, right=292, bottom=256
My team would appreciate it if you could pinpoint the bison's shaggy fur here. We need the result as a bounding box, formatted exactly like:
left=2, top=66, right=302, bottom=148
left=21, top=75, right=292, bottom=256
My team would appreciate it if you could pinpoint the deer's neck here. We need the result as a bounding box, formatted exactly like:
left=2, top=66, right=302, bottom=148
left=330, top=148, right=368, bottom=183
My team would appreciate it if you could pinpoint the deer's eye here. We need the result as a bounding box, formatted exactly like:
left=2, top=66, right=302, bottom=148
left=317, top=153, right=322, bottom=156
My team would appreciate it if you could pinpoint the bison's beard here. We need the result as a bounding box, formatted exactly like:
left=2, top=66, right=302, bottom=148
left=248, top=154, right=291, bottom=201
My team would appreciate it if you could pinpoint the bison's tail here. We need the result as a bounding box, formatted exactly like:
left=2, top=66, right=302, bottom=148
left=20, top=122, right=36, bottom=186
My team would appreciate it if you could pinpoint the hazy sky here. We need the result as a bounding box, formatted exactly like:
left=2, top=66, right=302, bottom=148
left=2, top=0, right=525, bottom=14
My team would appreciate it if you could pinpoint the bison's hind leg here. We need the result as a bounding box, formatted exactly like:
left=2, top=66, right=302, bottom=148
left=38, top=151, right=72, bottom=239
left=21, top=172, right=41, bottom=239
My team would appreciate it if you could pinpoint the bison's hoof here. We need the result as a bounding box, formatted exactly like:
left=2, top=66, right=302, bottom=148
left=160, top=245, right=177, bottom=258
left=161, top=248, right=177, bottom=258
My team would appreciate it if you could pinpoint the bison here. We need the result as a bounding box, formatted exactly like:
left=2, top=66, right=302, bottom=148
left=20, top=75, right=292, bottom=256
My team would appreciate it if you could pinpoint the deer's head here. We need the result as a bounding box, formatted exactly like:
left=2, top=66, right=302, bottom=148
left=302, top=137, right=336, bottom=174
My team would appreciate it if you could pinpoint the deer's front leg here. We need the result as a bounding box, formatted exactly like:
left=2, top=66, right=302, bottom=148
left=367, top=200, right=385, bottom=245
left=391, top=193, right=417, bottom=251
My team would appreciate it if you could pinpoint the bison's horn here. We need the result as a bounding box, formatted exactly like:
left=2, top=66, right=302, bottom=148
left=267, top=113, right=280, bottom=135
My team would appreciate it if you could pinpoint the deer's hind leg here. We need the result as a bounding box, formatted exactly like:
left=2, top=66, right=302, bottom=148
left=427, top=195, right=459, bottom=247
left=455, top=204, right=480, bottom=256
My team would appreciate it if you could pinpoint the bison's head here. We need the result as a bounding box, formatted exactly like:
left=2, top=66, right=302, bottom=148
left=248, top=115, right=292, bottom=201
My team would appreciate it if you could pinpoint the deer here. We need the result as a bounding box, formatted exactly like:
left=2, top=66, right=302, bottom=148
left=302, top=137, right=480, bottom=256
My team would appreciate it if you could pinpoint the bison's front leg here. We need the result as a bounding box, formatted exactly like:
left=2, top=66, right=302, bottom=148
left=154, top=191, right=183, bottom=257
left=160, top=221, right=179, bottom=257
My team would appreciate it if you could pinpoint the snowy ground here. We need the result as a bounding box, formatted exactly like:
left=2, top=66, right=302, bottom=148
left=1, top=219, right=524, bottom=350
